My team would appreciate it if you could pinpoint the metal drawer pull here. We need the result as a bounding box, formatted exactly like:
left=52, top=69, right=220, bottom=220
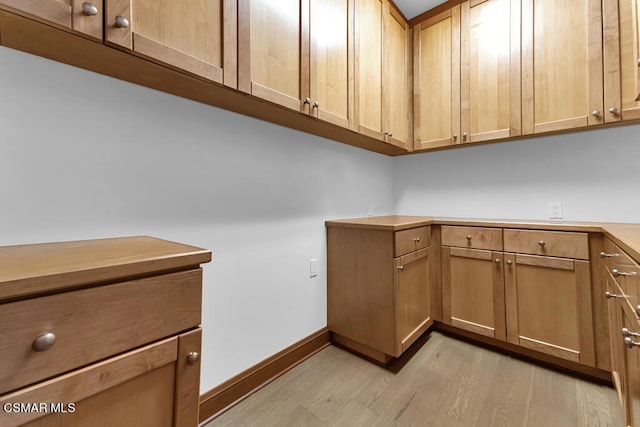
left=622, top=327, right=640, bottom=338
left=612, top=269, right=637, bottom=278
left=187, top=352, right=200, bottom=365
left=397, top=265, right=404, bottom=271
left=506, top=260, right=513, bottom=266
left=466, top=235, right=472, bottom=240
left=605, top=291, right=625, bottom=299
left=624, top=337, right=640, bottom=349
left=600, top=252, right=619, bottom=258
left=538, top=240, right=546, bottom=247
left=81, top=2, right=98, bottom=16
left=32, top=332, right=56, bottom=352
left=411, top=237, right=421, bottom=242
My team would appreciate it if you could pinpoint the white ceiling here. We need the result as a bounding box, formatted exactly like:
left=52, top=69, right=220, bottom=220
left=393, top=0, right=448, bottom=19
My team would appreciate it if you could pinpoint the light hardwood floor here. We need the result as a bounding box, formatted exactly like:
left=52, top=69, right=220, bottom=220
left=204, top=331, right=622, bottom=426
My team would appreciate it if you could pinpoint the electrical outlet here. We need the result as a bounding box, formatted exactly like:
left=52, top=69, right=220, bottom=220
left=367, top=202, right=374, bottom=217
left=549, top=202, right=563, bottom=219
left=310, top=259, right=318, bottom=278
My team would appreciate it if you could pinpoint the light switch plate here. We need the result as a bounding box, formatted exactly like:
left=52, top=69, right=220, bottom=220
left=310, top=258, right=319, bottom=278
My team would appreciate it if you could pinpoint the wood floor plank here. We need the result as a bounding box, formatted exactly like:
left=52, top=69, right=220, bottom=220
left=204, top=332, right=622, bottom=427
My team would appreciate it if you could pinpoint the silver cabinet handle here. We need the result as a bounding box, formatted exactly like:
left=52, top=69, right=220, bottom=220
left=115, top=15, right=129, bottom=28
left=312, top=101, right=319, bottom=109
left=612, top=268, right=636, bottom=278
left=605, top=291, right=625, bottom=299
left=411, top=237, right=421, bottom=242
left=462, top=132, right=468, bottom=141
left=506, top=260, right=513, bottom=266
left=538, top=240, right=546, bottom=247
left=625, top=337, right=640, bottom=349
left=622, top=327, right=640, bottom=338
left=397, top=265, right=404, bottom=271
left=591, top=110, right=601, bottom=117
left=609, top=107, right=619, bottom=115
left=187, top=351, right=200, bottom=365
left=82, top=2, right=99, bottom=16
left=32, top=332, right=56, bottom=352
left=452, top=134, right=458, bottom=141
left=600, top=251, right=619, bottom=258
left=304, top=97, right=311, bottom=105
left=495, top=259, right=500, bottom=264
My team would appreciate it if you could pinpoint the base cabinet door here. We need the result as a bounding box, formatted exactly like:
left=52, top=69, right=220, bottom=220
left=504, top=253, right=596, bottom=366
left=0, top=329, right=202, bottom=427
left=442, top=247, right=506, bottom=340
left=394, top=247, right=431, bottom=356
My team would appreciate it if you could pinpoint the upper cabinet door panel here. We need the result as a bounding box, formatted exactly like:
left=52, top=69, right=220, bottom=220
left=0, top=0, right=102, bottom=40
left=522, top=0, right=603, bottom=134
left=106, top=0, right=232, bottom=85
left=309, top=0, right=352, bottom=128
left=414, top=8, right=460, bottom=150
left=605, top=0, right=640, bottom=121
left=463, top=0, right=520, bottom=142
left=355, top=0, right=383, bottom=139
left=385, top=7, right=411, bottom=149
left=238, top=0, right=304, bottom=109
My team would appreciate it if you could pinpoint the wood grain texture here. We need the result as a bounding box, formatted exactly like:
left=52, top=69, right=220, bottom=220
left=385, top=3, right=411, bottom=148
left=174, top=328, right=202, bottom=427
left=0, top=236, right=211, bottom=301
left=442, top=225, right=503, bottom=250
left=0, top=338, right=178, bottom=427
left=104, top=0, right=132, bottom=49
left=589, top=233, right=612, bottom=371
left=71, top=0, right=101, bottom=40
left=205, top=332, right=622, bottom=427
left=394, top=225, right=431, bottom=256
left=618, top=0, right=640, bottom=119
left=0, top=269, right=201, bottom=395
left=504, top=229, right=590, bottom=260
left=0, top=0, right=71, bottom=28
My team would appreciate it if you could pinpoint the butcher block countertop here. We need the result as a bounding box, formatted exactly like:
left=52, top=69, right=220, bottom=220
left=325, top=215, right=640, bottom=261
left=0, top=236, right=212, bottom=302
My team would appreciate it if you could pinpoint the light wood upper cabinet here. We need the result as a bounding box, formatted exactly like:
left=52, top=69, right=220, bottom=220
left=355, top=0, right=411, bottom=147
left=414, top=7, right=460, bottom=149
left=462, top=0, right=521, bottom=142
left=309, top=0, right=354, bottom=128
left=105, top=0, right=236, bottom=87
left=0, top=0, right=102, bottom=40
left=239, top=0, right=306, bottom=109
left=604, top=0, right=640, bottom=122
left=521, top=0, right=603, bottom=134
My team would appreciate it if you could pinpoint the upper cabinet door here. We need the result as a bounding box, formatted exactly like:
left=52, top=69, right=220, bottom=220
left=105, top=0, right=235, bottom=87
left=355, top=0, right=384, bottom=140
left=0, top=0, right=102, bottom=40
left=238, top=0, right=307, bottom=110
left=309, top=0, right=353, bottom=129
left=414, top=7, right=461, bottom=150
left=604, top=0, right=640, bottom=122
left=461, top=0, right=521, bottom=143
left=522, top=0, right=603, bottom=134
left=384, top=5, right=412, bottom=149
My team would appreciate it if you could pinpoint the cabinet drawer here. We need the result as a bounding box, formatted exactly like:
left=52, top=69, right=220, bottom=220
left=504, top=229, right=589, bottom=260
left=441, top=226, right=503, bottom=250
left=0, top=268, right=202, bottom=395
left=395, top=226, right=431, bottom=257
left=604, top=239, right=640, bottom=317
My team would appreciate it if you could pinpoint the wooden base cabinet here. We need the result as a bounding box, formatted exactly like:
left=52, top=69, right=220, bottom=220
left=0, top=236, right=211, bottom=427
left=326, top=217, right=433, bottom=363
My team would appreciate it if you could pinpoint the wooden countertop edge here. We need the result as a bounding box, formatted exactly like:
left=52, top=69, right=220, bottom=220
left=326, top=216, right=640, bottom=261
left=0, top=236, right=212, bottom=302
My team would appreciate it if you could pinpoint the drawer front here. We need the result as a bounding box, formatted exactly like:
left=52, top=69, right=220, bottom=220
left=503, top=229, right=589, bottom=260
left=395, top=226, right=431, bottom=257
left=0, top=268, right=202, bottom=395
left=604, top=239, right=640, bottom=317
left=441, top=226, right=503, bottom=251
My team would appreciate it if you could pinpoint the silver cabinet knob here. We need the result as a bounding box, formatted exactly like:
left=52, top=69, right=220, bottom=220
left=591, top=110, right=601, bottom=117
left=609, top=107, right=619, bottom=115
left=397, top=265, right=404, bottom=271
left=115, top=15, right=129, bottom=28
left=82, top=2, right=99, bottom=16
left=384, top=131, right=389, bottom=136
left=605, top=291, right=624, bottom=299
left=625, top=337, right=640, bottom=349
left=622, top=327, right=640, bottom=338
left=466, top=235, right=472, bottom=240
left=452, top=134, right=458, bottom=141
left=32, top=332, right=56, bottom=352
left=388, top=132, right=392, bottom=138
left=303, top=97, right=311, bottom=105
left=462, top=132, right=468, bottom=140
left=538, top=240, right=546, bottom=247
left=312, top=101, right=319, bottom=109
left=600, top=251, right=619, bottom=258
left=506, top=260, right=513, bottom=266
left=637, top=58, right=640, bottom=67
left=187, top=351, right=200, bottom=365
left=495, top=259, right=501, bottom=264
left=411, top=237, right=421, bottom=242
